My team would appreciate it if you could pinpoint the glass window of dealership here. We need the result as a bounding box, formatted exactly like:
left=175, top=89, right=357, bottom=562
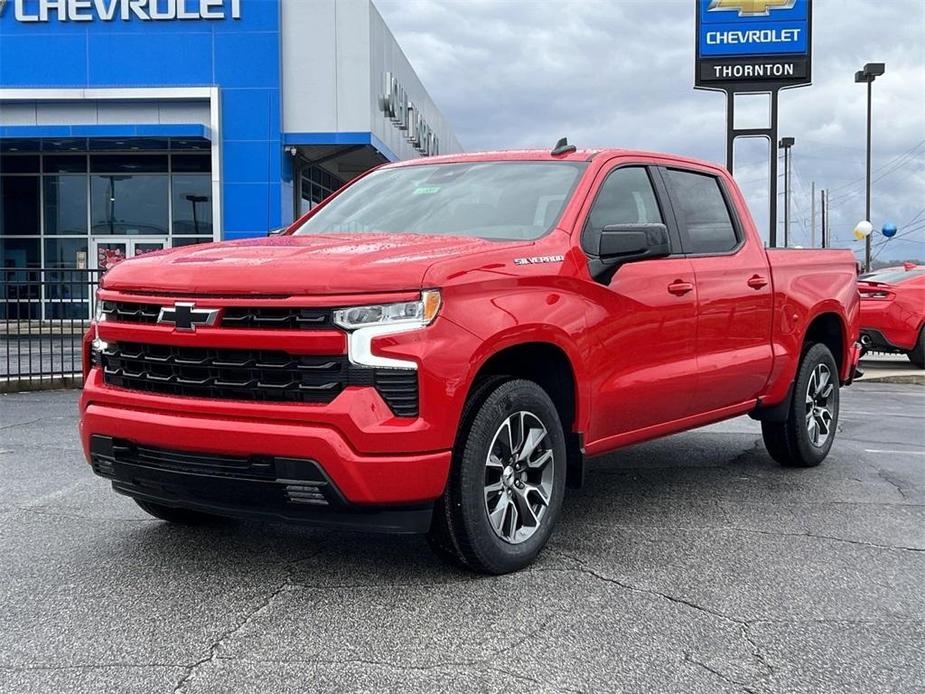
left=0, top=0, right=461, bottom=317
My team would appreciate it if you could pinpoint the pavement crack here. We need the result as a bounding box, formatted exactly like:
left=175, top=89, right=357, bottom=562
left=0, top=663, right=182, bottom=672
left=21, top=507, right=158, bottom=523
left=0, top=417, right=46, bottom=431
left=171, top=580, right=294, bottom=693
left=682, top=650, right=749, bottom=691
left=727, top=526, right=924, bottom=553
left=545, top=549, right=774, bottom=688
left=546, top=548, right=738, bottom=624
left=876, top=469, right=910, bottom=499
left=172, top=545, right=326, bottom=692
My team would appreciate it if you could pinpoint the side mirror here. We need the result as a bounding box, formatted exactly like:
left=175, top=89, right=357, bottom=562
left=589, top=223, right=671, bottom=282
left=267, top=226, right=287, bottom=237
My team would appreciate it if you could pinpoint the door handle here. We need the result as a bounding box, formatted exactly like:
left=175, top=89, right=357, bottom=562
left=667, top=280, right=694, bottom=296
left=747, top=275, right=769, bottom=290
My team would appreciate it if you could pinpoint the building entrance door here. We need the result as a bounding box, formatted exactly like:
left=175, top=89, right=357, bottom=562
left=91, top=238, right=168, bottom=275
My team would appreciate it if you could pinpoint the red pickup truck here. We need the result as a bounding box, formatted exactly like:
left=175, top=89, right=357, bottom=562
left=80, top=146, right=861, bottom=573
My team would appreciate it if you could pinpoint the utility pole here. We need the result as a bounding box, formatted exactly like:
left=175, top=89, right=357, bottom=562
left=820, top=188, right=826, bottom=248
left=779, top=137, right=795, bottom=248
left=810, top=180, right=816, bottom=248
left=855, top=62, right=886, bottom=271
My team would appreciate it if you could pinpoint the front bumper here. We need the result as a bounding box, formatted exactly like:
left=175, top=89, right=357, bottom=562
left=80, top=374, right=453, bottom=530
left=88, top=435, right=434, bottom=533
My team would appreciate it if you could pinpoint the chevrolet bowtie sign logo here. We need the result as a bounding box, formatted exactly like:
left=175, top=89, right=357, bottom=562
left=157, top=303, right=220, bottom=332
left=708, top=0, right=796, bottom=16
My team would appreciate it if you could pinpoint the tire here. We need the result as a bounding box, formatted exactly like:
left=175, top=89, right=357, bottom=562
left=428, top=379, right=567, bottom=574
left=134, top=499, right=228, bottom=525
left=761, top=343, right=840, bottom=468
left=907, top=328, right=925, bottom=369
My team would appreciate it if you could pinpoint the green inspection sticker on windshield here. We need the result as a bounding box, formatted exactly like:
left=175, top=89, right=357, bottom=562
left=413, top=186, right=441, bottom=195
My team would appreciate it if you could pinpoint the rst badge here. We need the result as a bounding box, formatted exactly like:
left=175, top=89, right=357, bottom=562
left=157, top=302, right=220, bottom=332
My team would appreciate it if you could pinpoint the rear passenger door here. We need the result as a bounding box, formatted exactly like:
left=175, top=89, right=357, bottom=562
left=659, top=167, right=773, bottom=413
left=580, top=165, right=700, bottom=442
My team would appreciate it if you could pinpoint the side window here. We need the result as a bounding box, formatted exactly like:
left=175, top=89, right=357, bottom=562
left=665, top=169, right=738, bottom=254
left=583, top=167, right=662, bottom=252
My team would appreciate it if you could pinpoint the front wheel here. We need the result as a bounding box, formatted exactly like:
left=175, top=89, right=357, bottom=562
left=428, top=379, right=567, bottom=574
left=762, top=342, right=840, bottom=468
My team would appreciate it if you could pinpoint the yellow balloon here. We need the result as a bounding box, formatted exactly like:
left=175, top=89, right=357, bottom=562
left=854, top=229, right=866, bottom=241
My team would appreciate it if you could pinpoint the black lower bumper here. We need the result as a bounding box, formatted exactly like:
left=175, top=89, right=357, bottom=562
left=860, top=328, right=905, bottom=353
left=89, top=435, right=433, bottom=534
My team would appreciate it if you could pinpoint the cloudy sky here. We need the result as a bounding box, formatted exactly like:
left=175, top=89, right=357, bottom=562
left=375, top=0, right=925, bottom=264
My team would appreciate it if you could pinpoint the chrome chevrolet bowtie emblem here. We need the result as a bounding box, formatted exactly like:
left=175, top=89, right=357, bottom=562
left=157, top=302, right=220, bottom=332
left=708, top=0, right=796, bottom=16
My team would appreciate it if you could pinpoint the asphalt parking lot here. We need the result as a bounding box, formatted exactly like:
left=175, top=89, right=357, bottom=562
left=1, top=383, right=922, bottom=694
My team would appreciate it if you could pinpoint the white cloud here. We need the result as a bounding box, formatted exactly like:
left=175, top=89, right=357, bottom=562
left=375, top=0, right=925, bottom=262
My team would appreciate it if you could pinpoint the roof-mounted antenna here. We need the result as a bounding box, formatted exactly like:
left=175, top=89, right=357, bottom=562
left=551, top=137, right=577, bottom=156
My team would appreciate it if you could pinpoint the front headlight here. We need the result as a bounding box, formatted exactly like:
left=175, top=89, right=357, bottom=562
left=333, top=290, right=441, bottom=330
left=94, top=296, right=107, bottom=323
left=335, top=290, right=441, bottom=370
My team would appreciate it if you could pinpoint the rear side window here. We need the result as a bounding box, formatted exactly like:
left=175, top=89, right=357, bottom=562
left=666, top=169, right=738, bottom=254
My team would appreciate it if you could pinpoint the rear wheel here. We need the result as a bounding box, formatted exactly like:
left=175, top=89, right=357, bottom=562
left=762, top=343, right=840, bottom=468
left=428, top=379, right=566, bottom=574
left=907, top=327, right=925, bottom=369
left=134, top=499, right=228, bottom=525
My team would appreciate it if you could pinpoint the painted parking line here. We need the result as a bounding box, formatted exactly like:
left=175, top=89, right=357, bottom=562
left=864, top=449, right=925, bottom=456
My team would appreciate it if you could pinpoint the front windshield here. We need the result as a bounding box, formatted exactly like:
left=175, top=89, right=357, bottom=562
left=293, top=161, right=587, bottom=241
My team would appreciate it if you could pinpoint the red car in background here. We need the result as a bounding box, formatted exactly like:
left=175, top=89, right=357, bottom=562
left=859, top=263, right=925, bottom=368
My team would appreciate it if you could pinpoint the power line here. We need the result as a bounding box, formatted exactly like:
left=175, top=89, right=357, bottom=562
left=825, top=138, right=925, bottom=196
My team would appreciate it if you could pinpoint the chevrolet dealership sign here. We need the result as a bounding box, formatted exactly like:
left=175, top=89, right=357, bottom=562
left=695, top=0, right=811, bottom=90
left=1, top=0, right=241, bottom=21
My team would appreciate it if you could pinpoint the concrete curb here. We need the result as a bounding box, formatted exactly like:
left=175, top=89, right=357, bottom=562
left=0, top=375, right=83, bottom=394
left=859, top=373, right=925, bottom=386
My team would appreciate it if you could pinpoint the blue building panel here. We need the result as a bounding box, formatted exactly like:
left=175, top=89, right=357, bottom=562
left=87, top=32, right=215, bottom=85
left=0, top=0, right=284, bottom=240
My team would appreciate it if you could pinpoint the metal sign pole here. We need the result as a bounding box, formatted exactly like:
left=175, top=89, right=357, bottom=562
left=695, top=0, right=812, bottom=251
left=724, top=88, right=780, bottom=248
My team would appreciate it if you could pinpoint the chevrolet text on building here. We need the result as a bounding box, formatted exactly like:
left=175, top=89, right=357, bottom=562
left=6, top=0, right=241, bottom=22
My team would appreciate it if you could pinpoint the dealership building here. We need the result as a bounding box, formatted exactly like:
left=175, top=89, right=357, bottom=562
left=0, top=0, right=461, bottom=292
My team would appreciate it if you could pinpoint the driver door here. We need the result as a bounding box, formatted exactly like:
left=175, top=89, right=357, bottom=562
left=581, top=165, right=699, bottom=444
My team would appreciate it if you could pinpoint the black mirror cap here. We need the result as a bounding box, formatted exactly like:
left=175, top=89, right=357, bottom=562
left=589, top=223, right=671, bottom=283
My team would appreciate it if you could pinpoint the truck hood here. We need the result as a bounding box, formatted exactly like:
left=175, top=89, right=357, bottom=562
left=101, top=233, right=529, bottom=296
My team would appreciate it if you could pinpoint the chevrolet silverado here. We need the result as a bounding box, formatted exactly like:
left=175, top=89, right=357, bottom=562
left=81, top=145, right=861, bottom=573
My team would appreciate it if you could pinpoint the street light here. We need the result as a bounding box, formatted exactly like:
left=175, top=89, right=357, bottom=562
left=779, top=137, right=795, bottom=248
left=855, top=62, right=886, bottom=272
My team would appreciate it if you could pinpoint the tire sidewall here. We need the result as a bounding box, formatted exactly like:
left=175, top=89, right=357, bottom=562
left=789, top=343, right=840, bottom=465
left=455, top=380, right=567, bottom=573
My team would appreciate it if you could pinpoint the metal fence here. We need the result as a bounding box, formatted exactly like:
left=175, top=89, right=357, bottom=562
left=1, top=268, right=100, bottom=388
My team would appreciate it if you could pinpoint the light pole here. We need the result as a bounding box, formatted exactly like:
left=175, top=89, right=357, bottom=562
left=779, top=137, right=795, bottom=248
left=855, top=62, right=885, bottom=272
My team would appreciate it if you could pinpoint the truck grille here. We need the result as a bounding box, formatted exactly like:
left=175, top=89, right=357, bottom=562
left=100, top=342, right=418, bottom=415
left=102, top=343, right=347, bottom=403
left=100, top=301, right=332, bottom=329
